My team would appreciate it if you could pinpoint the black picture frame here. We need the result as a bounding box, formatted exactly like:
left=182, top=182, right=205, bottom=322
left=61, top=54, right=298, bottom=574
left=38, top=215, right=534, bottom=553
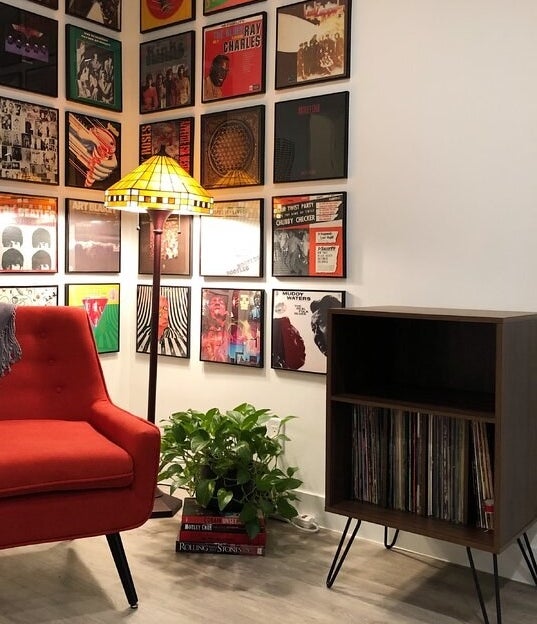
left=138, top=214, right=192, bottom=276
left=65, top=198, right=121, bottom=274
left=66, top=0, right=121, bottom=32
left=0, top=95, right=59, bottom=185
left=200, top=198, right=264, bottom=278
left=66, top=24, right=122, bottom=112
left=273, top=91, right=349, bottom=183
left=201, top=12, right=266, bottom=103
left=65, top=111, right=121, bottom=190
left=201, top=105, right=265, bottom=189
left=0, top=3, right=58, bottom=97
left=140, top=0, right=195, bottom=34
left=203, top=0, right=264, bottom=16
left=139, top=31, right=195, bottom=113
left=139, top=118, right=194, bottom=173
left=0, top=192, right=57, bottom=273
left=272, top=192, right=346, bottom=278
left=271, top=288, right=345, bottom=374
left=28, top=1, right=58, bottom=8
left=65, top=282, right=120, bottom=354
left=200, top=287, right=264, bottom=367
left=136, top=284, right=191, bottom=359
left=0, top=285, right=58, bottom=305
left=275, top=0, right=352, bottom=90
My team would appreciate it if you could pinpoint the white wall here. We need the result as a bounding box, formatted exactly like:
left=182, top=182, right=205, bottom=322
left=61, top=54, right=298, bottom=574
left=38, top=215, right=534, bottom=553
left=9, top=0, right=537, bottom=584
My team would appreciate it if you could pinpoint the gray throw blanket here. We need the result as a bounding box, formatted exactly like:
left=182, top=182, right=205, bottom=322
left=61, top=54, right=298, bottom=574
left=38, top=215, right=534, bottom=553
left=0, top=303, right=22, bottom=376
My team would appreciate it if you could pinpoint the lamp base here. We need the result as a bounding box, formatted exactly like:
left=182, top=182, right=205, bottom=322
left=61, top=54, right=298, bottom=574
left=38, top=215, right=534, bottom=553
left=151, top=486, right=182, bottom=518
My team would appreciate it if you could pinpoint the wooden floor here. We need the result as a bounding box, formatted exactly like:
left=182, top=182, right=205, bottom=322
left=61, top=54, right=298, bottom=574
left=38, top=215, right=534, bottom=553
left=0, top=516, right=535, bottom=624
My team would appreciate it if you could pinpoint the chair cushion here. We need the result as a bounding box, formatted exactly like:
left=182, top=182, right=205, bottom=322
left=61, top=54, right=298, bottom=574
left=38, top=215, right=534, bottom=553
left=0, top=420, right=134, bottom=498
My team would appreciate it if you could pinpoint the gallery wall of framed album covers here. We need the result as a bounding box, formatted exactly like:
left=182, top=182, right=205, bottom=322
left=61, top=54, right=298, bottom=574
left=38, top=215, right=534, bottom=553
left=65, top=199, right=121, bottom=274
left=202, top=12, right=266, bottom=103
left=200, top=288, right=263, bottom=367
left=271, top=289, right=345, bottom=375
left=136, top=285, right=191, bottom=359
left=65, top=283, right=120, bottom=354
left=200, top=199, right=263, bottom=278
left=0, top=193, right=57, bottom=273
left=272, top=192, right=346, bottom=278
left=0, top=4, right=58, bottom=97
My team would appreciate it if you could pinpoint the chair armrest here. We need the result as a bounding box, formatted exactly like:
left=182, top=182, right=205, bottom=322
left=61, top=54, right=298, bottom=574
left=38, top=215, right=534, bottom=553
left=89, top=399, right=160, bottom=486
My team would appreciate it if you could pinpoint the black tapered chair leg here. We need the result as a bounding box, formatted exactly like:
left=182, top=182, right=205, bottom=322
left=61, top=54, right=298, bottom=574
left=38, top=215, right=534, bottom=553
left=106, top=533, right=138, bottom=608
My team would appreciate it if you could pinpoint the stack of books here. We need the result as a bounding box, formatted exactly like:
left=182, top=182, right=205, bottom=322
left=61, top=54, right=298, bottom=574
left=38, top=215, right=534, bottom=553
left=176, top=497, right=266, bottom=556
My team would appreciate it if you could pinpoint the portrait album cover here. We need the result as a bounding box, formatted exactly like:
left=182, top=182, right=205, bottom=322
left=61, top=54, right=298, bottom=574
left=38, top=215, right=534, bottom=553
left=271, top=289, right=345, bottom=374
left=0, top=193, right=57, bottom=273
left=200, top=288, right=264, bottom=367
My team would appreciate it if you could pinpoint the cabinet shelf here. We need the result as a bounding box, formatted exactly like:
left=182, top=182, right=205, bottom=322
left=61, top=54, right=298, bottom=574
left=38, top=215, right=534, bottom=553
left=330, top=390, right=495, bottom=421
left=326, top=499, right=496, bottom=552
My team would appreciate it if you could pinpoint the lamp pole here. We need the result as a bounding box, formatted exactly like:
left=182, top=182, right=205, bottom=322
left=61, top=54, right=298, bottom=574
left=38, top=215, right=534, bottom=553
left=147, top=208, right=182, bottom=518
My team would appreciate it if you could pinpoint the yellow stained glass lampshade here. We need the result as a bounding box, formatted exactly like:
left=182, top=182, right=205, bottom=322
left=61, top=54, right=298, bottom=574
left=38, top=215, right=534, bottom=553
left=104, top=147, right=213, bottom=214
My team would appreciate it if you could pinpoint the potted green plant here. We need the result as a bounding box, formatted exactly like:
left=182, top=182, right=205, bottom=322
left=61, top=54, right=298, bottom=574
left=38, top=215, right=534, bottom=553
left=158, top=403, right=303, bottom=538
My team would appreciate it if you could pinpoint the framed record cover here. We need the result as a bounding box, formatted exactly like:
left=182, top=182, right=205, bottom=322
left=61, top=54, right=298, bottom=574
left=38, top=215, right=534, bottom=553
left=272, top=192, right=346, bottom=278
left=200, top=198, right=263, bottom=277
left=139, top=31, right=194, bottom=113
left=0, top=193, right=57, bottom=273
left=271, top=289, right=345, bottom=374
left=65, top=111, right=121, bottom=191
left=202, top=12, right=266, bottom=103
left=0, top=285, right=58, bottom=306
left=65, top=198, right=121, bottom=274
left=139, top=118, right=194, bottom=173
left=138, top=213, right=192, bottom=276
left=140, top=0, right=194, bottom=34
left=65, top=282, right=120, bottom=354
left=66, top=25, right=122, bottom=112
left=273, top=91, right=349, bottom=183
left=275, top=0, right=352, bottom=90
left=0, top=95, right=58, bottom=185
left=28, top=0, right=58, bottom=8
left=136, top=284, right=191, bottom=359
left=66, top=1, right=121, bottom=32
left=203, top=0, right=264, bottom=16
left=201, top=105, right=264, bottom=189
left=200, top=287, right=264, bottom=367
left=0, top=4, right=58, bottom=97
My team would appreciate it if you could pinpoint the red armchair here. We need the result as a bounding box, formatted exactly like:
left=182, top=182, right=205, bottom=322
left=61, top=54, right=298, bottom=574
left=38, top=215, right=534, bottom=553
left=0, top=306, right=160, bottom=607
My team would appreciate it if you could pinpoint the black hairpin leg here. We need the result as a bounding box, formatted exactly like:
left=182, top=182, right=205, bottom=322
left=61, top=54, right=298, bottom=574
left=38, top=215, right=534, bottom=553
left=517, top=532, right=537, bottom=586
left=384, top=526, right=400, bottom=549
left=326, top=517, right=361, bottom=588
left=466, top=547, right=501, bottom=624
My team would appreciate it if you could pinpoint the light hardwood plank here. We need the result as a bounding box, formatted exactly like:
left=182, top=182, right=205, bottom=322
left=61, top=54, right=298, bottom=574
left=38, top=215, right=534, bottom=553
left=0, top=517, right=534, bottom=623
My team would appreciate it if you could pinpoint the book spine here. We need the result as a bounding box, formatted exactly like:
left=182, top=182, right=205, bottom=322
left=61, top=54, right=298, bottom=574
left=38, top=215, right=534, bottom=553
left=181, top=521, right=265, bottom=533
left=178, top=528, right=266, bottom=545
left=181, top=514, right=243, bottom=526
left=176, top=541, right=265, bottom=556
